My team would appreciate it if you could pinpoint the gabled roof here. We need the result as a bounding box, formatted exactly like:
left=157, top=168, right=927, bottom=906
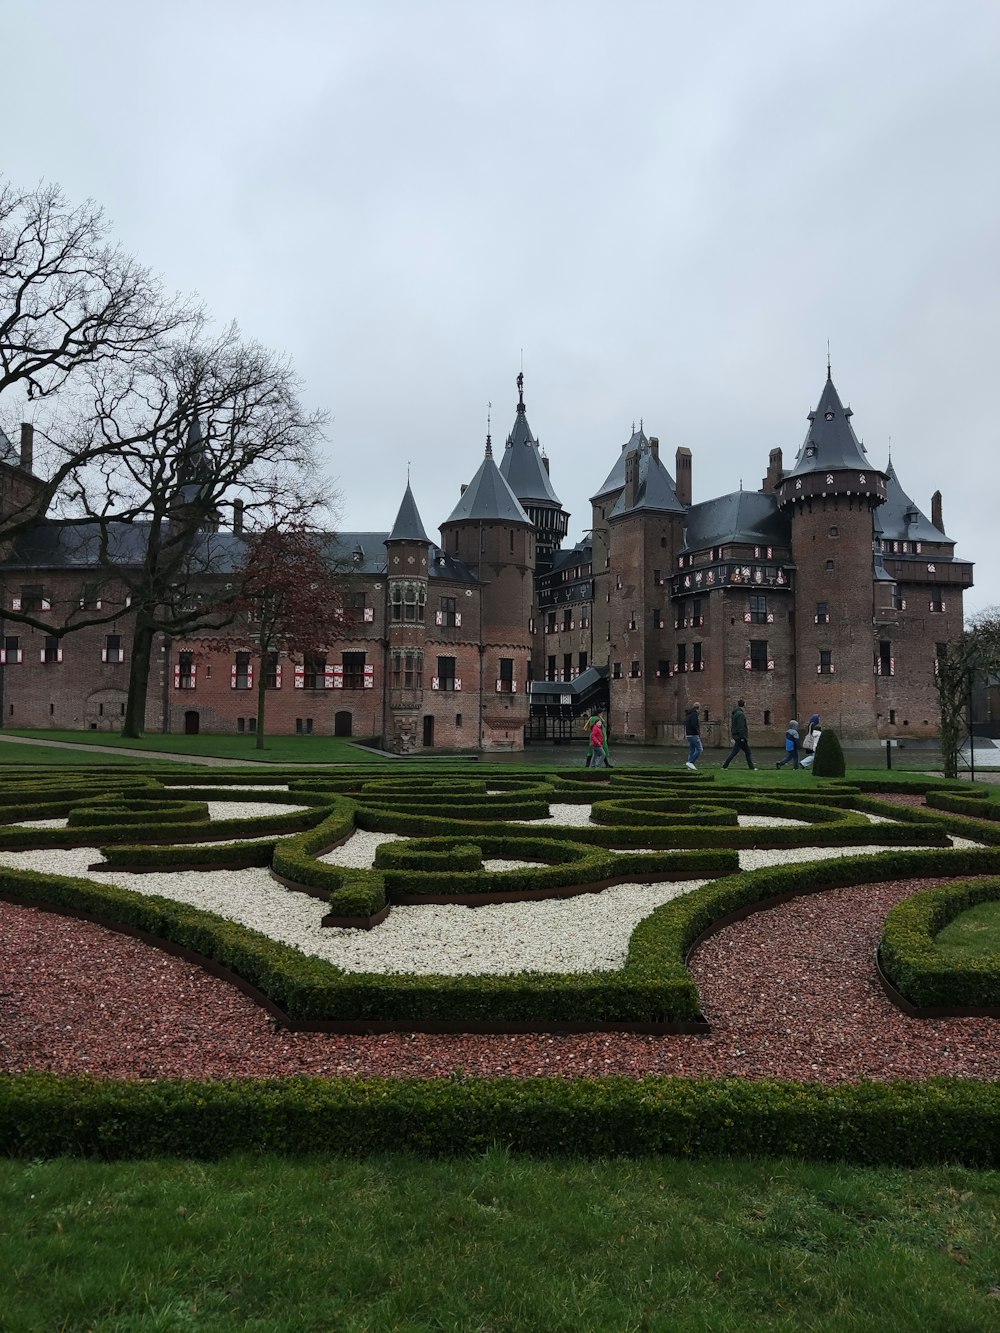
left=608, top=441, right=685, bottom=518
left=875, top=458, right=949, bottom=542
left=785, top=371, right=872, bottom=478
left=682, top=490, right=789, bottom=551
left=386, top=481, right=431, bottom=545
left=498, top=378, right=562, bottom=506
left=443, top=440, right=532, bottom=526
left=2, top=520, right=249, bottom=574
left=592, top=425, right=648, bottom=502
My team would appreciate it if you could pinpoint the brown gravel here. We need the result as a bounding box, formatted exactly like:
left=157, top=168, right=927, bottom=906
left=2, top=873, right=998, bottom=1084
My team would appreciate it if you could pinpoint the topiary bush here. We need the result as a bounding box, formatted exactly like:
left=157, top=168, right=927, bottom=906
left=811, top=727, right=846, bottom=778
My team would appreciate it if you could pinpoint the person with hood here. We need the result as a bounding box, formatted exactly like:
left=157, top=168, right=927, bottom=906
left=584, top=712, right=613, bottom=768
left=721, top=699, right=756, bottom=769
left=776, top=719, right=801, bottom=768
left=801, top=714, right=821, bottom=767
left=684, top=701, right=703, bottom=771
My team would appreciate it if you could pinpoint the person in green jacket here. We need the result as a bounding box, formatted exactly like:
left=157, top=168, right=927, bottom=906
left=584, top=712, right=613, bottom=768
left=721, top=698, right=756, bottom=769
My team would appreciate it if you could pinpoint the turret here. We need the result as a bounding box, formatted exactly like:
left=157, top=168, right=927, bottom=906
left=498, top=372, right=569, bottom=573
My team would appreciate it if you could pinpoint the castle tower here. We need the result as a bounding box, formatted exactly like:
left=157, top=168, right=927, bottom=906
left=440, top=430, right=535, bottom=747
left=776, top=369, right=887, bottom=738
left=498, top=371, right=568, bottom=574
left=383, top=480, right=433, bottom=752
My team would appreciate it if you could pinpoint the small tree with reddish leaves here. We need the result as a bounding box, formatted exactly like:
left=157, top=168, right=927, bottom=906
left=213, top=524, right=351, bottom=749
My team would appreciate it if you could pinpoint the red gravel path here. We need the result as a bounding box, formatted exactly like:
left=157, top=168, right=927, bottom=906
left=2, top=874, right=998, bottom=1084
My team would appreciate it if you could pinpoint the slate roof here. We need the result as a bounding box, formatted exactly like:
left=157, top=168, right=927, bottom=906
left=875, top=458, right=950, bottom=542
left=386, top=482, right=431, bottom=545
left=499, top=395, right=562, bottom=506
left=784, top=372, right=872, bottom=479
left=682, top=490, right=789, bottom=552
left=592, top=425, right=648, bottom=502
left=2, top=521, right=249, bottom=574
left=608, top=442, right=684, bottom=518
left=444, top=442, right=532, bottom=525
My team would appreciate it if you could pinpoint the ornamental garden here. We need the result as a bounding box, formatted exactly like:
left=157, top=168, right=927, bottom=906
left=1, top=761, right=1000, bottom=1163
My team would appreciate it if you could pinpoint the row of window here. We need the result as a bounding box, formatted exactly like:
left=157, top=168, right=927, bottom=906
left=545, top=611, right=591, bottom=632
left=1, top=634, right=123, bottom=665
left=544, top=652, right=589, bottom=682
left=389, top=652, right=521, bottom=693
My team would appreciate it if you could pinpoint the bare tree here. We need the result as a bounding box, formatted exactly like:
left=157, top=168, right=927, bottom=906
left=936, top=608, right=1000, bottom=778
left=206, top=522, right=352, bottom=749
left=0, top=177, right=194, bottom=538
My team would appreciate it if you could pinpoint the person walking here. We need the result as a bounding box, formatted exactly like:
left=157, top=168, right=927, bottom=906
left=684, top=701, right=703, bottom=771
left=721, top=699, right=756, bottom=769
left=584, top=712, right=613, bottom=768
left=776, top=719, right=801, bottom=769
left=801, top=714, right=821, bottom=768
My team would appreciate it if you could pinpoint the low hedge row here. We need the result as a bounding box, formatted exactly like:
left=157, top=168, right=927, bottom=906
left=879, top=876, right=1000, bottom=1007
left=2, top=1073, right=999, bottom=1166
left=68, top=800, right=211, bottom=828
left=0, top=803, right=331, bottom=851
left=925, top=790, right=1000, bottom=822
left=99, top=838, right=279, bottom=869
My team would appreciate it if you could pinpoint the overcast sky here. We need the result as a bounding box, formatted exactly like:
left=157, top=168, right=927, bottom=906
left=5, top=0, right=999, bottom=612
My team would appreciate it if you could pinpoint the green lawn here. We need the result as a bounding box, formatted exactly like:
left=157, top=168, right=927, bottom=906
left=0, top=729, right=392, bottom=764
left=936, top=900, right=1000, bottom=962
left=2, top=1153, right=999, bottom=1331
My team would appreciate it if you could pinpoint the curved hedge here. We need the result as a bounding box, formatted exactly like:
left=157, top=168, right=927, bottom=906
left=880, top=876, right=1000, bottom=1008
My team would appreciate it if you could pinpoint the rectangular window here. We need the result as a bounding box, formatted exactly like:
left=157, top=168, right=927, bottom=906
left=547, top=655, right=556, bottom=681
left=562, top=609, right=572, bottom=630
left=237, top=717, right=246, bottom=733
left=391, top=581, right=425, bottom=623
left=103, top=634, right=123, bottom=664
left=303, top=654, right=326, bottom=690
left=818, top=650, right=834, bottom=675
left=612, top=661, right=622, bottom=679
left=630, top=659, right=641, bottom=678
left=546, top=611, right=556, bottom=634
left=690, top=598, right=703, bottom=627
left=892, top=588, right=906, bottom=611
left=234, top=651, right=252, bottom=689
left=342, top=651, right=366, bottom=690
left=929, top=585, right=945, bottom=613
left=657, top=658, right=670, bottom=678
left=676, top=643, right=687, bottom=672
left=41, top=636, right=62, bottom=664
left=400, top=650, right=423, bottom=689
left=352, top=591, right=367, bottom=610
left=498, top=657, right=514, bottom=693
left=265, top=651, right=281, bottom=689
left=178, top=650, right=195, bottom=689
left=438, top=596, right=457, bottom=628
left=80, top=585, right=102, bottom=611
left=877, top=640, right=894, bottom=676
left=749, top=639, right=768, bottom=672
left=20, top=584, right=49, bottom=612
left=692, top=642, right=703, bottom=672
left=748, top=595, right=769, bottom=624
left=1, top=635, right=22, bottom=665
left=436, top=655, right=457, bottom=691
left=815, top=602, right=829, bottom=624
left=651, top=608, right=663, bottom=630
left=578, top=651, right=588, bottom=673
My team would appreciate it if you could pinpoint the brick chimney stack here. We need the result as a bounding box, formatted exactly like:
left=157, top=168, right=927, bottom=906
left=761, top=447, right=783, bottom=494
left=233, top=498, right=244, bottom=534
left=648, top=435, right=660, bottom=462
left=675, top=446, right=692, bottom=506
left=931, top=490, right=944, bottom=533
left=19, top=423, right=33, bottom=473
left=624, top=448, right=640, bottom=509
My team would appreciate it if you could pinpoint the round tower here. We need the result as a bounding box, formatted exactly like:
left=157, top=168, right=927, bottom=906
left=776, top=370, right=887, bottom=739
left=383, top=480, right=432, bottom=753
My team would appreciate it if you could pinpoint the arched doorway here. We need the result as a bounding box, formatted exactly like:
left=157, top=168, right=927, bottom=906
left=184, top=711, right=200, bottom=735
left=334, top=710, right=352, bottom=737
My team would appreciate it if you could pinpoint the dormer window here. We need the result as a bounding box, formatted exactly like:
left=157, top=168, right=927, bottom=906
left=824, top=410, right=835, bottom=421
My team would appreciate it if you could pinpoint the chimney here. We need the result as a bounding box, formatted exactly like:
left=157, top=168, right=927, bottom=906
left=761, top=447, right=783, bottom=494
left=648, top=435, right=660, bottom=462
left=931, top=490, right=944, bottom=533
left=674, top=446, right=692, bottom=506
left=624, top=448, right=640, bottom=509
left=232, top=498, right=244, bottom=534
left=19, top=423, right=33, bottom=473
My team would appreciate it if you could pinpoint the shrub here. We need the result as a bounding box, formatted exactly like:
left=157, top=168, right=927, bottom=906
left=880, top=876, right=1000, bottom=1008
left=811, top=728, right=846, bottom=778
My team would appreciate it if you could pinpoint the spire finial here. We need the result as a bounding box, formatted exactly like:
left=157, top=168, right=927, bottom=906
left=407, top=460, right=411, bottom=483
left=516, top=370, right=525, bottom=414
left=485, top=401, right=493, bottom=459
left=640, top=416, right=644, bottom=433
left=826, top=339, right=832, bottom=380
left=887, top=434, right=892, bottom=464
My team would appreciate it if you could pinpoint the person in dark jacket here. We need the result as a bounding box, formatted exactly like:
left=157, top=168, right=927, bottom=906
left=776, top=719, right=801, bottom=768
left=684, top=702, right=703, bottom=770
left=721, top=699, right=755, bottom=769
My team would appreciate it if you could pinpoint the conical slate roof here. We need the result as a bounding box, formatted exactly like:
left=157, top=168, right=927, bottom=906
left=591, top=425, right=649, bottom=502
left=444, top=439, right=533, bottom=525
left=386, top=481, right=431, bottom=544
left=875, top=458, right=949, bottom=542
left=785, top=372, right=871, bottom=478
left=499, top=376, right=561, bottom=506
left=609, top=442, right=685, bottom=517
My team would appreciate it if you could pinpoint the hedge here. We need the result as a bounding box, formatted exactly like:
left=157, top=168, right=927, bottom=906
left=1, top=1073, right=999, bottom=1166
left=880, top=876, right=1000, bottom=1007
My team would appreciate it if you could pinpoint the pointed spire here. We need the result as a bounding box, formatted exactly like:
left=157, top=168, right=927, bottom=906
left=516, top=370, right=525, bottom=416
left=485, top=401, right=493, bottom=459
left=786, top=372, right=872, bottom=478
left=386, top=479, right=431, bottom=545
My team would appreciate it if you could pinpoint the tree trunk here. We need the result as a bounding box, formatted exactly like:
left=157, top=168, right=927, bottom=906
left=255, top=649, right=268, bottom=750
left=123, top=615, right=157, bottom=738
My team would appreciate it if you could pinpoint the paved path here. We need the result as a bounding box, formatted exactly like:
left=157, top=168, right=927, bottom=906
left=0, top=734, right=280, bottom=768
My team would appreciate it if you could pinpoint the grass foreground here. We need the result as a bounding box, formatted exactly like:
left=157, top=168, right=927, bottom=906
left=2, top=1152, right=1000, bottom=1332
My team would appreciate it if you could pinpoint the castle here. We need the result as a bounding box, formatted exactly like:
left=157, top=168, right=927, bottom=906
left=0, top=368, right=973, bottom=750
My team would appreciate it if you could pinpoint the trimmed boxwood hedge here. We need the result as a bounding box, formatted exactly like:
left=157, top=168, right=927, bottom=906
left=880, top=876, right=1000, bottom=1008
left=1, top=1072, right=999, bottom=1166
